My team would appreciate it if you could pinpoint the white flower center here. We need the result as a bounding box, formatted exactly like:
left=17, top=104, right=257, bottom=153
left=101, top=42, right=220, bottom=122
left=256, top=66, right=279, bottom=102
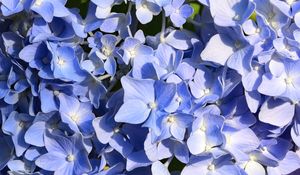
left=261, top=146, right=268, bottom=153
left=148, top=102, right=157, bottom=109
left=176, top=96, right=182, bottom=103
left=102, top=46, right=112, bottom=57
left=286, top=0, right=294, bottom=5
left=113, top=127, right=120, bottom=133
left=255, top=28, right=261, bottom=33
left=233, top=14, right=240, bottom=21
left=53, top=90, right=60, bottom=96
left=167, top=115, right=176, bottom=123
left=250, top=155, right=256, bottom=161
left=200, top=125, right=206, bottom=131
left=142, top=4, right=148, bottom=9
left=200, top=88, right=210, bottom=97
left=285, top=77, right=293, bottom=85
left=66, top=154, right=75, bottom=162
left=34, top=0, right=43, bottom=6
left=253, top=66, right=260, bottom=71
left=70, top=113, right=79, bottom=122
left=57, top=58, right=66, bottom=66
left=208, top=164, right=215, bottom=171
left=128, top=49, right=136, bottom=58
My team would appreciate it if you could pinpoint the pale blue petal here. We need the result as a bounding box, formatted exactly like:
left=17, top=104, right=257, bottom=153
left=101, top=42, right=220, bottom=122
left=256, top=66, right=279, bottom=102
left=114, top=99, right=151, bottom=124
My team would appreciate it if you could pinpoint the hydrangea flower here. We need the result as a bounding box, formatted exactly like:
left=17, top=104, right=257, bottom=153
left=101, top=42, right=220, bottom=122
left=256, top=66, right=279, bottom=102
left=35, top=131, right=91, bottom=175
left=164, top=0, right=194, bottom=27
left=2, top=0, right=300, bottom=174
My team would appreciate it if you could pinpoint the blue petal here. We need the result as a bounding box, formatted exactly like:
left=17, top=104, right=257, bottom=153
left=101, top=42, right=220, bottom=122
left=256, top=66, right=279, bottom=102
left=40, top=88, right=57, bottom=113
left=35, top=152, right=67, bottom=171
left=151, top=161, right=170, bottom=175
left=31, top=2, right=54, bottom=22
left=187, top=130, right=206, bottom=155
left=126, top=150, right=151, bottom=171
left=165, top=30, right=191, bottom=50
left=114, top=99, right=151, bottom=124
left=121, top=76, right=155, bottom=103
left=24, top=121, right=46, bottom=147
left=259, top=98, right=295, bottom=127
left=201, top=34, right=234, bottom=66
left=109, top=133, right=133, bottom=157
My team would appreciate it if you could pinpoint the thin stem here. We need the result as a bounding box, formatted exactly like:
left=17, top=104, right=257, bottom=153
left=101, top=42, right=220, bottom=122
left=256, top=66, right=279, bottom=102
left=98, top=74, right=111, bottom=81
left=127, top=1, right=133, bottom=14
left=107, top=77, right=118, bottom=92
left=127, top=1, right=133, bottom=37
left=160, top=11, right=166, bottom=42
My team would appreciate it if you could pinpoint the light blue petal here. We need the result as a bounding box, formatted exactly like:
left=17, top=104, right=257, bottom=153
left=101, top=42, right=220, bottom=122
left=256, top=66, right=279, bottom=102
left=258, top=73, right=286, bottom=96
left=35, top=152, right=67, bottom=171
left=187, top=130, right=206, bottom=155
left=259, top=98, right=295, bottom=127
left=244, top=161, right=266, bottom=175
left=201, top=34, right=234, bottom=65
left=121, top=76, right=155, bottom=102
left=277, top=151, right=300, bottom=175
left=136, top=7, right=153, bottom=24
left=24, top=121, right=45, bottom=147
left=114, top=99, right=151, bottom=124
left=151, top=161, right=170, bottom=175
left=165, top=30, right=191, bottom=50
left=31, top=2, right=54, bottom=22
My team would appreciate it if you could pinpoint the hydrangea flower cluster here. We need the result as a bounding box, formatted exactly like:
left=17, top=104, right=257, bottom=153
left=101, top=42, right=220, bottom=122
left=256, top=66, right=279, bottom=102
left=2, top=0, right=300, bottom=174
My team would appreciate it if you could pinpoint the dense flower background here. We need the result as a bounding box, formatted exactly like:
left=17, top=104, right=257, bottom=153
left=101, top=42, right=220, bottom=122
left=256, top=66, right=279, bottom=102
left=2, top=0, right=300, bottom=174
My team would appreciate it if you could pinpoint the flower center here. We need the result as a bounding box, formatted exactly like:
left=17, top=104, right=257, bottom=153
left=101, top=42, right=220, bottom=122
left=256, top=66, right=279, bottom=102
left=255, top=28, right=261, bottom=33
left=285, top=77, right=293, bottom=85
left=34, top=0, right=43, bottom=6
left=128, top=49, right=136, bottom=58
left=103, top=165, right=110, bottom=170
left=176, top=96, right=182, bottom=103
left=19, top=121, right=26, bottom=128
left=260, top=146, right=268, bottom=153
left=57, top=57, right=66, bottom=66
left=102, top=46, right=112, bottom=57
left=200, top=125, right=206, bottom=131
left=66, top=154, right=75, bottom=162
left=142, top=4, right=148, bottom=9
left=167, top=115, right=176, bottom=123
left=208, top=164, right=215, bottom=171
left=70, top=113, right=79, bottom=122
left=148, top=102, right=157, bottom=109
left=113, top=127, right=120, bottom=133
left=250, top=155, right=256, bottom=161
left=286, top=0, right=294, bottom=5
left=53, top=90, right=60, bottom=96
left=200, top=88, right=210, bottom=97
left=233, top=14, right=240, bottom=21
left=253, top=66, right=260, bottom=71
